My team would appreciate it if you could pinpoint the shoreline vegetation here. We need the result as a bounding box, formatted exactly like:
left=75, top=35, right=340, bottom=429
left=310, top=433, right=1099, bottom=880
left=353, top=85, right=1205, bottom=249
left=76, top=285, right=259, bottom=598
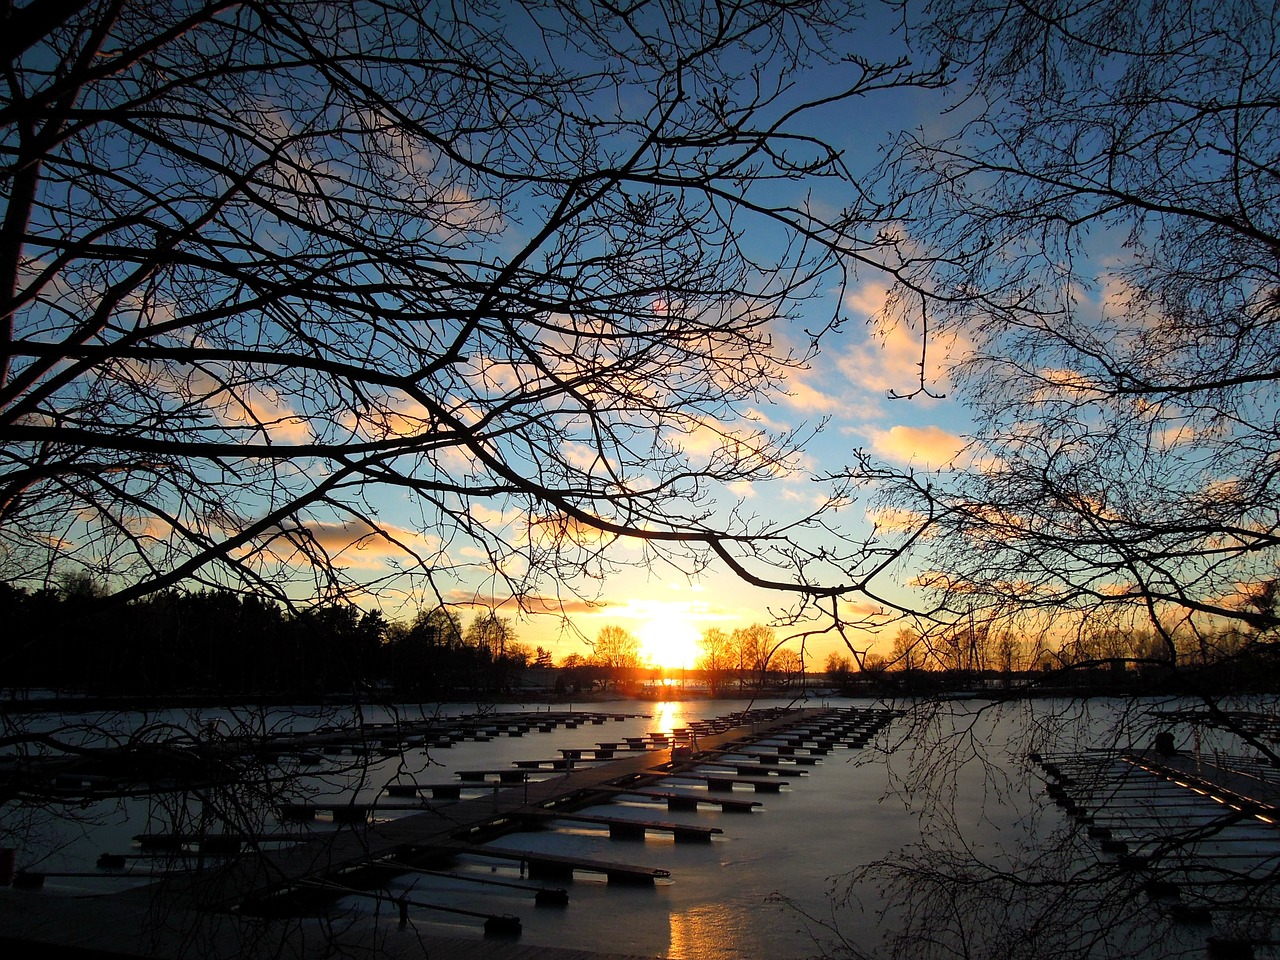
left=5, top=582, right=1280, bottom=709
left=7, top=656, right=1280, bottom=715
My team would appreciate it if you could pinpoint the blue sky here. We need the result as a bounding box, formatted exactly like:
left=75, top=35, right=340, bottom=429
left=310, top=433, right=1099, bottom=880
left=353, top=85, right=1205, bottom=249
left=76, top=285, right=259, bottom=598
left=322, top=6, right=980, bottom=665
left=10, top=0, right=1007, bottom=668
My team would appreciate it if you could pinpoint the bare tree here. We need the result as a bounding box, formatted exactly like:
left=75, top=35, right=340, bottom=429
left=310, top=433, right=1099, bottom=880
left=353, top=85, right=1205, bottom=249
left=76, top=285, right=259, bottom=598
left=463, top=610, right=514, bottom=662
left=798, top=3, right=1280, bottom=957
left=590, top=624, right=641, bottom=670
left=697, top=626, right=735, bottom=693
left=731, top=622, right=778, bottom=690
left=848, top=0, right=1280, bottom=685
left=772, top=645, right=804, bottom=687
left=0, top=0, right=940, bottom=630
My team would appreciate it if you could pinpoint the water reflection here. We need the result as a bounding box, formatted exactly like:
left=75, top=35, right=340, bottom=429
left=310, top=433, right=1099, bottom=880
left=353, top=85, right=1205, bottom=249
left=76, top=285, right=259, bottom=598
left=650, top=700, right=688, bottom=734
left=667, top=901, right=748, bottom=960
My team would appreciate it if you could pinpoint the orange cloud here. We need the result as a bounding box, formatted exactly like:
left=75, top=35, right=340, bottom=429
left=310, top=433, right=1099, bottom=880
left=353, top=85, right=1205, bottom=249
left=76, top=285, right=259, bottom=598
left=289, top=519, right=442, bottom=569
left=442, top=591, right=607, bottom=616
left=838, top=282, right=967, bottom=399
left=865, top=506, right=929, bottom=534
left=869, top=424, right=966, bottom=467
left=339, top=396, right=432, bottom=440
left=780, top=376, right=844, bottom=414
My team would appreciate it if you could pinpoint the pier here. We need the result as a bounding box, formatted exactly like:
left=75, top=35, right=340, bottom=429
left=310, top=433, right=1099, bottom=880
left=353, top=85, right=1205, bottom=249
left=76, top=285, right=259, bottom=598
left=1031, top=739, right=1280, bottom=956
left=0, top=705, right=900, bottom=958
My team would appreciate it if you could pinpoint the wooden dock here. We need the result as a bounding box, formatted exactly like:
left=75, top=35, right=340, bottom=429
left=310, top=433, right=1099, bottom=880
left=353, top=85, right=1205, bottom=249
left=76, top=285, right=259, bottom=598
left=1031, top=743, right=1280, bottom=947
left=0, top=704, right=899, bottom=958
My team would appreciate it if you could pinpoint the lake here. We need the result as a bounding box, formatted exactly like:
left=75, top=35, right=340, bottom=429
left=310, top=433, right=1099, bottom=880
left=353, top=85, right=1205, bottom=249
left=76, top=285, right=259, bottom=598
left=3, top=695, right=1278, bottom=958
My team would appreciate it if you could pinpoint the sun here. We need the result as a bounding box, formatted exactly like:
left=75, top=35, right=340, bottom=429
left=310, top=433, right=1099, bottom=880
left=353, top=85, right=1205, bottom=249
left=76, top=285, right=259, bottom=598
left=637, top=614, right=701, bottom=670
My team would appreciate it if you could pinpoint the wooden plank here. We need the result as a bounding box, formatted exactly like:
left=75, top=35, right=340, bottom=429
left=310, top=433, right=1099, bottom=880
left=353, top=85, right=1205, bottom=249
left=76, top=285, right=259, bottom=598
left=620, top=788, right=761, bottom=813
left=461, top=845, right=671, bottom=884
left=689, top=759, right=805, bottom=777
left=511, top=756, right=616, bottom=770
left=666, top=772, right=790, bottom=793
left=456, top=769, right=535, bottom=782
left=516, top=808, right=723, bottom=842
left=731, top=749, right=822, bottom=765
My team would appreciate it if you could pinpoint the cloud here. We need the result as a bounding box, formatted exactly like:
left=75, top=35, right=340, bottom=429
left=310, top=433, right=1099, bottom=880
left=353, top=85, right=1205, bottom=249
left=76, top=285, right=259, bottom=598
left=115, top=361, right=315, bottom=445
left=526, top=510, right=613, bottom=548
left=339, top=396, right=432, bottom=440
left=560, top=441, right=602, bottom=472
left=441, top=591, right=607, bottom=616
left=593, top=596, right=735, bottom=626
left=469, top=503, right=510, bottom=527
left=670, top=418, right=736, bottom=457
left=837, top=282, right=968, bottom=399
left=291, top=518, right=442, bottom=569
left=839, top=597, right=895, bottom=621
left=844, top=280, right=893, bottom=319
left=1098, top=267, right=1142, bottom=315
left=868, top=424, right=966, bottom=467
left=909, top=570, right=978, bottom=593
left=780, top=376, right=845, bottom=414
left=435, top=182, right=503, bottom=235
left=865, top=506, right=929, bottom=534
left=666, top=418, right=798, bottom=479
left=1098, top=580, right=1138, bottom=597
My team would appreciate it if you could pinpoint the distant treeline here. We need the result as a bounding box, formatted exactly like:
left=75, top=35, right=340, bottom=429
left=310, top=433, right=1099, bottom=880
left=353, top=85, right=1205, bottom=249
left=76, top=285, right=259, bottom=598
left=0, top=581, right=531, bottom=698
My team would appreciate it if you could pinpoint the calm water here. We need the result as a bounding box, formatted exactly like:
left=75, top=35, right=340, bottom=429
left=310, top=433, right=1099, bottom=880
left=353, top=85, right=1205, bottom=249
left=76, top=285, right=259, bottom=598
left=5, top=695, right=1274, bottom=958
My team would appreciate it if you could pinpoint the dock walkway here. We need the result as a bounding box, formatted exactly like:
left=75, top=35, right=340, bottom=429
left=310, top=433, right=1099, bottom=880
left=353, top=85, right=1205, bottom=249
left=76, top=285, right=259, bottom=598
left=1, top=706, right=869, bottom=959
left=199, top=707, right=811, bottom=910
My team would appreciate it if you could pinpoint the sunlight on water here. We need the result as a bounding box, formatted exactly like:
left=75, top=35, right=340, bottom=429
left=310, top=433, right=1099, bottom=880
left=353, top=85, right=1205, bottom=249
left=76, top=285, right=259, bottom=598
left=651, top=700, right=688, bottom=733
left=667, top=901, right=749, bottom=960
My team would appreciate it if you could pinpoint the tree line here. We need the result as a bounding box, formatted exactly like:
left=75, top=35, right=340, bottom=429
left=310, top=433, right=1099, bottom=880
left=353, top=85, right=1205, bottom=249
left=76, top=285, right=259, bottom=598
left=825, top=616, right=1280, bottom=695
left=11, top=572, right=1272, bottom=700
left=0, top=579, right=815, bottom=699
left=0, top=580, right=514, bottom=698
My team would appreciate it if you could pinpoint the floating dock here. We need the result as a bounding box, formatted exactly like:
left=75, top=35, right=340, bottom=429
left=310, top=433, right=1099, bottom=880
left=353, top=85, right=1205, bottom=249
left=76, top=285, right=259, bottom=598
left=0, top=704, right=901, bottom=958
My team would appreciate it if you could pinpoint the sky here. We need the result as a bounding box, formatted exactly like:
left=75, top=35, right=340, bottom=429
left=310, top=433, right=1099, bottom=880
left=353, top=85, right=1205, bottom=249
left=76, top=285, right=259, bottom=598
left=432, top=79, right=976, bottom=664
left=540, top=15, right=980, bottom=663
left=536, top=284, right=973, bottom=666
left=18, top=0, right=1265, bottom=677
left=13, top=0, right=991, bottom=670
left=353, top=4, right=979, bottom=668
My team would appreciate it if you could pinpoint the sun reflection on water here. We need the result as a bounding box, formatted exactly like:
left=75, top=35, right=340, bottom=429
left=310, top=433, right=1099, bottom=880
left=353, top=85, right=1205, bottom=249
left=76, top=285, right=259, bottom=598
left=667, top=902, right=749, bottom=960
left=651, top=700, right=688, bottom=734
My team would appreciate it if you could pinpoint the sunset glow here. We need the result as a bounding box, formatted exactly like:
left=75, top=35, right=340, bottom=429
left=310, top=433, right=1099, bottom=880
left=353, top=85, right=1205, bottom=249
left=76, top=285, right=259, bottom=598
left=637, top=614, right=701, bottom=670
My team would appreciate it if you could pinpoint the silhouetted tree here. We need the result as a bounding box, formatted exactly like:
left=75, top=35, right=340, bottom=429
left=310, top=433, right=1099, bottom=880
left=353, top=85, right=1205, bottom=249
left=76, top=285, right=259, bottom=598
left=0, top=0, right=940, bottom=631
left=464, top=611, right=514, bottom=662
left=773, top=646, right=804, bottom=688
left=732, top=623, right=777, bottom=690
left=587, top=624, right=639, bottom=690
left=697, top=627, right=735, bottom=694
left=824, top=651, right=854, bottom=693
left=804, top=2, right=1280, bottom=958
left=862, top=0, right=1280, bottom=684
